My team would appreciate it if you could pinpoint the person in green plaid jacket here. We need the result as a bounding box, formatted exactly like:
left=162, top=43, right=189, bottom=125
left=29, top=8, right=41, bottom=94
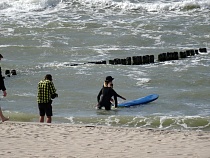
left=37, top=74, right=58, bottom=123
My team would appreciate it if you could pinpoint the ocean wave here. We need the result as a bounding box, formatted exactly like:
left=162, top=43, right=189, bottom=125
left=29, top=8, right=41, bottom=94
left=1, top=0, right=209, bottom=14
left=65, top=115, right=210, bottom=131
left=0, top=0, right=62, bottom=12
left=67, top=0, right=210, bottom=12
left=75, top=0, right=210, bottom=13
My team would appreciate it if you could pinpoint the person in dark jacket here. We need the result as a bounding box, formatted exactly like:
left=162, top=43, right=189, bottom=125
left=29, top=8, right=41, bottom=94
left=0, top=54, right=9, bottom=122
left=97, top=76, right=126, bottom=110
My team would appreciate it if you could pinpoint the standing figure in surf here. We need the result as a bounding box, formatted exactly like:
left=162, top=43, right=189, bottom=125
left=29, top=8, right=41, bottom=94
left=37, top=74, right=58, bottom=123
left=97, top=76, right=126, bottom=110
left=0, top=54, right=9, bottom=122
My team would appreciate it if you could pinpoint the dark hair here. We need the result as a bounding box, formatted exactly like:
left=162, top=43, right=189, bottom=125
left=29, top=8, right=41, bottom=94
left=45, top=74, right=52, bottom=81
left=105, top=76, right=114, bottom=82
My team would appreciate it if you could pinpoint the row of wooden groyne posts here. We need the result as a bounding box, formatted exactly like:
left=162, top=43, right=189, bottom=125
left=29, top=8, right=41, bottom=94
left=4, top=48, right=208, bottom=77
left=68, top=48, right=207, bottom=67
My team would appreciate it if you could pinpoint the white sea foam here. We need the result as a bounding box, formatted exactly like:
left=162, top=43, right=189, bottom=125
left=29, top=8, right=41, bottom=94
left=136, top=78, right=151, bottom=86
left=65, top=116, right=75, bottom=123
left=1, top=0, right=210, bottom=15
left=173, top=66, right=188, bottom=72
left=76, top=0, right=210, bottom=12
left=0, top=0, right=61, bottom=10
left=15, top=92, right=36, bottom=97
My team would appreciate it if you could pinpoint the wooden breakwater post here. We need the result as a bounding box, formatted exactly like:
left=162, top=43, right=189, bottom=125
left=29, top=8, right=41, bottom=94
left=132, top=56, right=138, bottom=65
left=180, top=51, right=187, bottom=58
left=121, top=59, right=126, bottom=65
left=166, top=52, right=179, bottom=60
left=158, top=53, right=166, bottom=62
left=149, top=55, right=155, bottom=63
left=132, top=56, right=142, bottom=65
left=5, top=70, right=10, bottom=77
left=142, top=55, right=150, bottom=64
left=108, top=59, right=122, bottom=65
left=199, top=48, right=207, bottom=53
left=109, top=60, right=114, bottom=65
left=113, top=58, right=121, bottom=65
left=186, top=49, right=196, bottom=56
left=126, top=57, right=132, bottom=65
left=11, top=70, right=17, bottom=75
left=195, top=49, right=199, bottom=54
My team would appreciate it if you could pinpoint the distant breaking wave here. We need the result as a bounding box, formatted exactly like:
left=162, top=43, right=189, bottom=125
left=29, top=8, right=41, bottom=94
left=0, top=0, right=61, bottom=12
left=74, top=0, right=209, bottom=12
left=0, top=0, right=210, bottom=13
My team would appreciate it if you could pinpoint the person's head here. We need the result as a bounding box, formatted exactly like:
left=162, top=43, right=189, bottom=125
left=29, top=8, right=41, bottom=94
left=105, top=76, right=114, bottom=82
left=103, top=76, right=114, bottom=87
left=45, top=74, right=52, bottom=81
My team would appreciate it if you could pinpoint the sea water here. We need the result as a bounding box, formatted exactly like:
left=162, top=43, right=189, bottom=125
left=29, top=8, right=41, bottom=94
left=0, top=0, right=210, bottom=131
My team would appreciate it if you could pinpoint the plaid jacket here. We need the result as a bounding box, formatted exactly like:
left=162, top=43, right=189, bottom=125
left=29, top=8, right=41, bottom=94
left=37, top=79, right=56, bottom=103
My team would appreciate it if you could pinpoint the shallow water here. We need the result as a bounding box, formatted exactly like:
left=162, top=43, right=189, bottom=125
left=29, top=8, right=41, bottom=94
left=1, top=0, right=210, bottom=130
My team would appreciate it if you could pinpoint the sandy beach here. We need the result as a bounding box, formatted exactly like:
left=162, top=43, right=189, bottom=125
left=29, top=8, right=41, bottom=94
left=0, top=122, right=210, bottom=158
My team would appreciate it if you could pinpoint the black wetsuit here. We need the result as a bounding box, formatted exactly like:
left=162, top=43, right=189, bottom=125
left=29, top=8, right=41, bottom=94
left=97, top=87, right=118, bottom=110
left=0, top=67, right=6, bottom=91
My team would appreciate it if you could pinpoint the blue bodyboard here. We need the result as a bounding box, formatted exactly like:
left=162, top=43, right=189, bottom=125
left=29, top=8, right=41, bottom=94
left=118, top=94, right=159, bottom=107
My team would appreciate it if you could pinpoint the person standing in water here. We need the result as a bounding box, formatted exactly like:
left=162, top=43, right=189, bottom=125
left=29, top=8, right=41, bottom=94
left=97, top=76, right=126, bottom=110
left=37, top=74, right=58, bottom=123
left=0, top=54, right=9, bottom=122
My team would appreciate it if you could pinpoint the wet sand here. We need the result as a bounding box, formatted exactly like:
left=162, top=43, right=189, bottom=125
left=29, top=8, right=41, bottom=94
left=0, top=121, right=210, bottom=158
